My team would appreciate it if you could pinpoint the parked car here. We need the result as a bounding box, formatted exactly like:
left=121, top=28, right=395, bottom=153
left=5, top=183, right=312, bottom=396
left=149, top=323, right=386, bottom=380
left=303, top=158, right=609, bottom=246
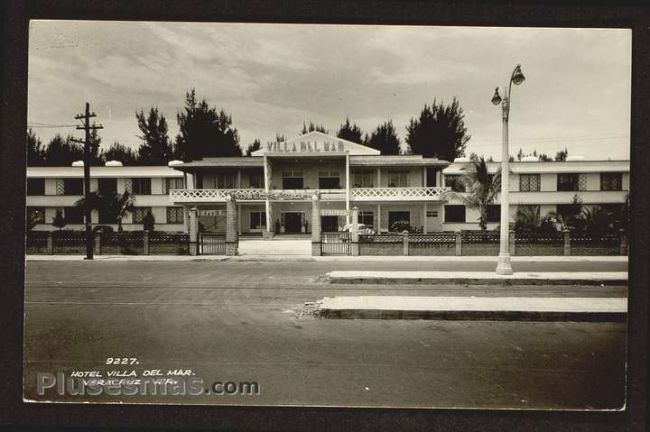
left=342, top=223, right=375, bottom=235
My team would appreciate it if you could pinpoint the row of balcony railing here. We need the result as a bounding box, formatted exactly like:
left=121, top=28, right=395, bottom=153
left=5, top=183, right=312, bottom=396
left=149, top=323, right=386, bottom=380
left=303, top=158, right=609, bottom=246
left=169, top=187, right=450, bottom=202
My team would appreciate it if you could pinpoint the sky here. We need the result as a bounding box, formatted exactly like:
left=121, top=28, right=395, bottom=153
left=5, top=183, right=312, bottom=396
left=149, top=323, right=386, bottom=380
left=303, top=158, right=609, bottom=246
left=27, top=21, right=631, bottom=161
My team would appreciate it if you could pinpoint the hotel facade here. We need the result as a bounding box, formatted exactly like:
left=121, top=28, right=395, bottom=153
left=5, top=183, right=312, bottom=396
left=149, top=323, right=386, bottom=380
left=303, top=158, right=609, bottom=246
left=26, top=131, right=629, bottom=235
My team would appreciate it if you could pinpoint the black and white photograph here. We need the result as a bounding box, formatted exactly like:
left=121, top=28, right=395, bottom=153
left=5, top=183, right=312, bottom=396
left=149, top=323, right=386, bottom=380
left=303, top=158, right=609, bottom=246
left=22, top=20, right=632, bottom=411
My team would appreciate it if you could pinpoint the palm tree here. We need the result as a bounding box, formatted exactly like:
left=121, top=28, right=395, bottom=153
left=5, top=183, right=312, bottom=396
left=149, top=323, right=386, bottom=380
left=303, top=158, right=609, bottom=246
left=75, top=190, right=134, bottom=231
left=443, top=156, right=501, bottom=230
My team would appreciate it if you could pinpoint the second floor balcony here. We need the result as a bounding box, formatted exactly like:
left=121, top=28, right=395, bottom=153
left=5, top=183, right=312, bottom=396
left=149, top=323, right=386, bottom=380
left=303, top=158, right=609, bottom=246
left=169, top=186, right=450, bottom=203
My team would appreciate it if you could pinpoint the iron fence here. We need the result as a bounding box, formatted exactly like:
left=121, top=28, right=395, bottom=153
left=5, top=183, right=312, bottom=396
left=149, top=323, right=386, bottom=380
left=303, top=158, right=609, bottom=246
left=321, top=231, right=350, bottom=255
left=199, top=233, right=226, bottom=255
left=408, top=232, right=456, bottom=256
left=570, top=231, right=621, bottom=256
left=514, top=231, right=564, bottom=256
left=460, top=230, right=500, bottom=256
left=25, top=231, right=48, bottom=254
left=149, top=232, right=190, bottom=255
left=52, top=231, right=87, bottom=254
left=100, top=232, right=145, bottom=255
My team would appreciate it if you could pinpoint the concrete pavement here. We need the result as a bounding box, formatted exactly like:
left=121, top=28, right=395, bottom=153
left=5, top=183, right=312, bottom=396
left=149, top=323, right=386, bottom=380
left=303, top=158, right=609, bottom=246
left=317, top=296, right=627, bottom=321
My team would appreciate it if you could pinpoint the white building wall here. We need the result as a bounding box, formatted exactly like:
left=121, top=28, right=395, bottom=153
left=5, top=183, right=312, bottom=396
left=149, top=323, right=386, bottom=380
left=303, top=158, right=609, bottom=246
left=540, top=173, right=556, bottom=192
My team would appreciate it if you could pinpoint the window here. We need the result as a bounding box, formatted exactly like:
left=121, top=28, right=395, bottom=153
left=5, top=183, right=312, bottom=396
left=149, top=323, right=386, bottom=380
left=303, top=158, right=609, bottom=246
left=162, top=177, right=185, bottom=194
left=486, top=205, right=501, bottom=222
left=133, top=207, right=151, bottom=224
left=166, top=207, right=184, bottom=224
left=282, top=171, right=303, bottom=189
left=517, top=205, right=540, bottom=219
left=353, top=171, right=374, bottom=188
left=388, top=211, right=410, bottom=231
left=63, top=178, right=83, bottom=195
left=444, top=205, right=466, bottom=223
left=27, top=207, right=45, bottom=224
left=27, top=178, right=45, bottom=195
left=388, top=171, right=408, bottom=187
left=216, top=173, right=236, bottom=189
left=64, top=206, right=84, bottom=224
left=444, top=175, right=465, bottom=192
left=318, top=170, right=340, bottom=189
left=132, top=178, right=151, bottom=195
left=601, top=173, right=622, bottom=191
left=557, top=173, right=586, bottom=192
left=98, top=178, right=117, bottom=196
left=426, top=210, right=438, bottom=218
left=249, top=172, right=263, bottom=188
left=358, top=211, right=374, bottom=227
left=250, top=211, right=267, bottom=230
left=519, top=174, right=540, bottom=192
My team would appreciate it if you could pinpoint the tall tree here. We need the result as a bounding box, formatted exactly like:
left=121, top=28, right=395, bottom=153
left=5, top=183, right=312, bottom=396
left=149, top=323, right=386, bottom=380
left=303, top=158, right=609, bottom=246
left=444, top=156, right=501, bottom=231
left=43, top=134, right=84, bottom=166
left=27, top=128, right=46, bottom=166
left=336, top=118, right=363, bottom=144
left=246, top=139, right=262, bottom=156
left=366, top=120, right=401, bottom=155
left=175, top=89, right=241, bottom=161
left=301, top=122, right=328, bottom=134
left=89, top=127, right=103, bottom=164
left=406, top=98, right=470, bottom=161
left=136, top=107, right=173, bottom=165
left=555, top=148, right=569, bottom=161
left=101, top=142, right=139, bottom=165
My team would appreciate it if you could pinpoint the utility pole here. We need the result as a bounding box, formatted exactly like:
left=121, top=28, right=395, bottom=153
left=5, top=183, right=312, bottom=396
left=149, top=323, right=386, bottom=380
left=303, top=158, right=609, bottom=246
left=71, top=102, right=103, bottom=260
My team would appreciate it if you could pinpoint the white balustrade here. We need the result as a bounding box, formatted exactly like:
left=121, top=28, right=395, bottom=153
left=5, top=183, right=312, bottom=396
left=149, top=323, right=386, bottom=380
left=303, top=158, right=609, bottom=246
left=351, top=187, right=449, bottom=201
left=170, top=187, right=449, bottom=202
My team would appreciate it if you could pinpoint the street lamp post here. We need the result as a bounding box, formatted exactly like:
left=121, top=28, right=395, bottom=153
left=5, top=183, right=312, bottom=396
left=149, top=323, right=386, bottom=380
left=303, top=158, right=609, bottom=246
left=491, top=64, right=525, bottom=275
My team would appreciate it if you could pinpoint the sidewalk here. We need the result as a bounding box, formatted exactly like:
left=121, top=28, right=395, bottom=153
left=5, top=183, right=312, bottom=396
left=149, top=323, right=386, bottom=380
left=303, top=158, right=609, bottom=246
left=316, top=296, right=627, bottom=321
left=324, top=270, right=628, bottom=285
left=25, top=254, right=628, bottom=263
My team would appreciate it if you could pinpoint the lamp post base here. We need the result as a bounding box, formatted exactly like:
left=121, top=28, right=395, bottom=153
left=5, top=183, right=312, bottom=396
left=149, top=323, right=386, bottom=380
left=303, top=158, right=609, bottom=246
left=495, top=253, right=514, bottom=275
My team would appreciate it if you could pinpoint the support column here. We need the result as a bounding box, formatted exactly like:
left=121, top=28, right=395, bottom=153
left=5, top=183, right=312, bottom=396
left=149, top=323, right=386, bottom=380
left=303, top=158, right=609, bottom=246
left=143, top=230, right=150, bottom=255
left=345, top=153, right=350, bottom=224
left=377, top=203, right=382, bottom=233
left=509, top=229, right=516, bottom=256
left=47, top=232, right=53, bottom=255
left=237, top=203, right=242, bottom=235
left=225, top=195, right=238, bottom=256
left=263, top=155, right=273, bottom=239
left=455, top=231, right=462, bottom=256
left=423, top=202, right=428, bottom=234
left=311, top=194, right=322, bottom=256
left=351, top=206, right=359, bottom=256
left=619, top=229, right=628, bottom=256
left=402, top=230, right=409, bottom=256
left=94, top=232, right=101, bottom=255
left=377, top=167, right=381, bottom=187
left=563, top=228, right=571, bottom=256
left=189, top=207, right=199, bottom=256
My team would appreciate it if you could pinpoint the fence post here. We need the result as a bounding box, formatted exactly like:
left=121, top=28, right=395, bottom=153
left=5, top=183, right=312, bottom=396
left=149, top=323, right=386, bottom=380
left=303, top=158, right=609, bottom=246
left=225, top=195, right=238, bottom=256
left=143, top=230, right=150, bottom=255
left=47, top=232, right=54, bottom=255
left=189, top=207, right=199, bottom=256
left=509, top=229, right=516, bottom=256
left=402, top=230, right=409, bottom=256
left=455, top=231, right=462, bottom=256
left=94, top=232, right=101, bottom=255
left=311, top=194, right=321, bottom=256
left=563, top=229, right=571, bottom=256
left=351, top=207, right=359, bottom=256
left=619, top=229, right=628, bottom=256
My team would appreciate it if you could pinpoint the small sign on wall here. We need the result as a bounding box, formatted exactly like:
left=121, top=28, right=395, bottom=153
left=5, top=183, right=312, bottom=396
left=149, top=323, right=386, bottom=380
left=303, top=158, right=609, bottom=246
left=426, top=211, right=438, bottom=218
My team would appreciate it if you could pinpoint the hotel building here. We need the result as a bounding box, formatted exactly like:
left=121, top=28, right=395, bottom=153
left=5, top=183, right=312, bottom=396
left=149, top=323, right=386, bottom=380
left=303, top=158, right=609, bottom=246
left=26, top=131, right=629, bottom=235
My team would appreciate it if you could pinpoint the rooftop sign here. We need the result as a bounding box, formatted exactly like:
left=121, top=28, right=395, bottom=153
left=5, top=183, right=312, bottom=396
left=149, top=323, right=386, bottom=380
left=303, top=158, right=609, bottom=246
left=252, top=131, right=380, bottom=157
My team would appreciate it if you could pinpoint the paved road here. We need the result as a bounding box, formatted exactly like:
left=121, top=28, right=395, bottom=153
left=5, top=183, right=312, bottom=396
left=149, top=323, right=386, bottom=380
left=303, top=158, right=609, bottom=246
left=23, top=261, right=627, bottom=409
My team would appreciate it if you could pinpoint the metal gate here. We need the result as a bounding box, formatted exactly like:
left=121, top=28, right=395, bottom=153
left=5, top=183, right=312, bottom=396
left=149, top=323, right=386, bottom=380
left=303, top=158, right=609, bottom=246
left=321, top=231, right=350, bottom=255
left=199, top=233, right=226, bottom=255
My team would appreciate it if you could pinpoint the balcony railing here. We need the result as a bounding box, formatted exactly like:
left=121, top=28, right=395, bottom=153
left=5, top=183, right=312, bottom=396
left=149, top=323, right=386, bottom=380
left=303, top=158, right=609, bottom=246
left=170, top=187, right=450, bottom=203
left=351, top=187, right=449, bottom=201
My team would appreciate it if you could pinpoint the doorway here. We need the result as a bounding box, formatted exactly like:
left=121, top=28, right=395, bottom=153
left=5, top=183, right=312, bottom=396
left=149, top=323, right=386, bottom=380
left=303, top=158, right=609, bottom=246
left=321, top=215, right=339, bottom=232
left=388, top=211, right=410, bottom=232
left=283, top=212, right=303, bottom=233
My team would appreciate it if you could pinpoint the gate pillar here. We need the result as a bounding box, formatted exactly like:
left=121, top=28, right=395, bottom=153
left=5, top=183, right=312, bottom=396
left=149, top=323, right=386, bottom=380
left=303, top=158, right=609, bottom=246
left=226, top=195, right=238, bottom=256
left=189, top=206, right=199, bottom=256
left=350, top=206, right=359, bottom=256
left=311, top=194, right=322, bottom=256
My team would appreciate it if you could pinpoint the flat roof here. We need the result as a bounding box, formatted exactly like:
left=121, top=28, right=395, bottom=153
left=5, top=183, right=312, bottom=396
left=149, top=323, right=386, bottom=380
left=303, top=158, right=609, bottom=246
left=27, top=166, right=184, bottom=178
left=172, top=158, right=264, bottom=171
left=443, top=160, right=630, bottom=175
left=350, top=155, right=449, bottom=167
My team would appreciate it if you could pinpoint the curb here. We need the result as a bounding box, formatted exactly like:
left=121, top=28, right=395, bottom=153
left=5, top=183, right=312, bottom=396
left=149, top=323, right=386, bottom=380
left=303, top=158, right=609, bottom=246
left=317, top=308, right=626, bottom=322
left=324, top=275, right=627, bottom=286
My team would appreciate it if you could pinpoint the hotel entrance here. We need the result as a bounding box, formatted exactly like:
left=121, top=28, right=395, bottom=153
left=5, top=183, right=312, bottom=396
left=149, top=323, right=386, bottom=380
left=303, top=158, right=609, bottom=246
left=282, top=212, right=304, bottom=233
